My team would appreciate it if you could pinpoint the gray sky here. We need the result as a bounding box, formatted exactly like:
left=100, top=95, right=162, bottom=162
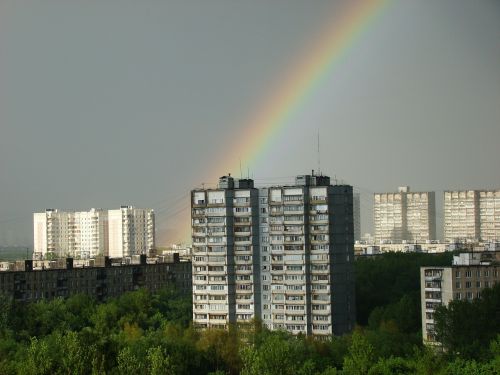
left=1, top=0, right=499, bottom=246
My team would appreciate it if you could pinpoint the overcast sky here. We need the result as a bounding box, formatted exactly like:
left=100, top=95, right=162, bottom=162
left=1, top=0, right=499, bottom=246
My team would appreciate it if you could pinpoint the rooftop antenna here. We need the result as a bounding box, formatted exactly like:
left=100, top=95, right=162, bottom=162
left=317, top=130, right=321, bottom=175
left=247, top=167, right=250, bottom=180
left=239, top=159, right=243, bottom=179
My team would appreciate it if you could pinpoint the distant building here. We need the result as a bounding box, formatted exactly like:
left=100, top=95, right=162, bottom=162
left=374, top=186, right=436, bottom=243
left=191, top=173, right=355, bottom=337
left=353, top=193, right=361, bottom=242
left=420, top=251, right=500, bottom=345
left=34, top=206, right=155, bottom=259
left=0, top=255, right=191, bottom=302
left=108, top=206, right=155, bottom=258
left=444, top=190, right=500, bottom=243
left=34, top=208, right=108, bottom=259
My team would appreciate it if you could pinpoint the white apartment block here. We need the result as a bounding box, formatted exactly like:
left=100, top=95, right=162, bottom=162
left=444, top=190, right=500, bottom=243
left=34, top=206, right=154, bottom=259
left=479, top=191, right=500, bottom=242
left=108, top=206, right=155, bottom=258
left=420, top=251, right=500, bottom=345
left=191, top=174, right=355, bottom=337
left=34, top=208, right=108, bottom=259
left=374, top=186, right=436, bottom=243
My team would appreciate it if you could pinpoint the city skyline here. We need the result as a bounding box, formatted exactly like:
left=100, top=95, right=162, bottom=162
left=1, top=0, right=500, bottom=246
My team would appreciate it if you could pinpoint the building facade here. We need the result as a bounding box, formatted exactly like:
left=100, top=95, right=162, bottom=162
left=34, top=206, right=154, bottom=259
left=34, top=208, right=109, bottom=259
left=191, top=174, right=355, bottom=337
left=444, top=190, right=500, bottom=243
left=420, top=251, right=500, bottom=345
left=353, top=192, right=361, bottom=242
left=0, top=255, right=191, bottom=302
left=108, top=206, right=155, bottom=258
left=374, top=186, right=436, bottom=243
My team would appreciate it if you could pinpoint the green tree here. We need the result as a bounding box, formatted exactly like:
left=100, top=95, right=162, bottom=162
left=343, top=331, right=376, bottom=375
left=116, top=346, right=146, bottom=375
left=20, top=337, right=54, bottom=375
left=434, top=283, right=500, bottom=359
left=147, top=346, right=176, bottom=375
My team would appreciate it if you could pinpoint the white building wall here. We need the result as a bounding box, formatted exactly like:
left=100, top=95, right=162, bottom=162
left=33, top=213, right=47, bottom=257
left=444, top=191, right=480, bottom=243
left=34, top=207, right=153, bottom=259
left=479, top=190, right=500, bottom=242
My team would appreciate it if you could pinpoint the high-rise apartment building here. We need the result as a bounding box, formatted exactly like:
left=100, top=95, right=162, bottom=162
left=479, top=191, right=500, bottom=242
left=34, top=208, right=108, bottom=259
left=108, top=206, right=155, bottom=258
left=444, top=190, right=500, bottom=243
left=420, top=251, right=500, bottom=345
left=191, top=174, right=355, bottom=337
left=374, top=186, right=436, bottom=243
left=444, top=190, right=480, bottom=243
left=34, top=206, right=154, bottom=259
left=192, top=177, right=260, bottom=328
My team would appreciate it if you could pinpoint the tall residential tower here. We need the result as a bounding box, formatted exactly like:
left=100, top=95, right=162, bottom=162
left=374, top=186, right=436, bottom=243
left=191, top=174, right=355, bottom=337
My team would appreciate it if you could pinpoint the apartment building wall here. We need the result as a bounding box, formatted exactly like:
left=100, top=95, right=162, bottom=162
left=34, top=207, right=154, bottom=259
left=374, top=187, right=436, bottom=243
left=479, top=190, right=500, bottom=242
left=0, top=257, right=192, bottom=303
left=444, top=191, right=480, bottom=243
left=108, top=206, right=155, bottom=258
left=406, top=192, right=436, bottom=243
left=374, top=192, right=406, bottom=243
left=191, top=179, right=260, bottom=329
left=192, top=175, right=355, bottom=337
left=34, top=209, right=108, bottom=259
left=420, top=251, right=500, bottom=345
left=444, top=190, right=500, bottom=243
left=353, top=193, right=361, bottom=242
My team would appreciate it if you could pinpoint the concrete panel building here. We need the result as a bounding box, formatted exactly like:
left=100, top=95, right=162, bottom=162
left=444, top=190, right=480, bottom=243
left=374, top=186, right=436, bottom=243
left=108, top=206, right=155, bottom=258
left=191, top=174, right=355, bottom=337
left=34, top=208, right=108, bottom=259
left=0, top=255, right=191, bottom=302
left=420, top=251, right=500, bottom=345
left=479, top=190, right=500, bottom=242
left=444, top=189, right=500, bottom=243
left=34, top=206, right=154, bottom=259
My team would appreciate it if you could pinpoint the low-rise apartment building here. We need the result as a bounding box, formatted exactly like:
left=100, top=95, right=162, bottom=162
left=420, top=251, right=500, bottom=345
left=0, top=255, right=191, bottom=302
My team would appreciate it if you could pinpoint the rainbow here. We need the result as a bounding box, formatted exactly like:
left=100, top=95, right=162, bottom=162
left=180, top=0, right=389, bottom=241
left=207, top=0, right=390, bottom=180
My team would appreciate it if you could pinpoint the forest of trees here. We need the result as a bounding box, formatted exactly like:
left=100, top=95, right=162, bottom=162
left=0, top=252, right=498, bottom=374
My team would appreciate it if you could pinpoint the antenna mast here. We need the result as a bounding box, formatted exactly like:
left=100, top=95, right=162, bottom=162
left=317, top=130, right=321, bottom=174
